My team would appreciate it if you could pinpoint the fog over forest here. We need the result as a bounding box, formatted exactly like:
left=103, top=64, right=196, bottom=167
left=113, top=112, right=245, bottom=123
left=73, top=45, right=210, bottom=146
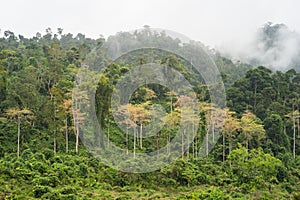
left=219, top=22, right=300, bottom=71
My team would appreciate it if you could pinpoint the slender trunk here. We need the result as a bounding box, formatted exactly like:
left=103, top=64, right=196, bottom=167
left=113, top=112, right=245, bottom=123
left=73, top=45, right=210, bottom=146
left=192, top=140, right=195, bottom=159
left=293, top=115, right=296, bottom=159
left=73, top=99, right=79, bottom=154
left=186, top=127, right=189, bottom=159
left=93, top=116, right=99, bottom=147
left=76, top=123, right=79, bottom=154
left=195, top=135, right=198, bottom=158
left=133, top=126, right=136, bottom=158
left=229, top=135, right=232, bottom=154
left=298, top=116, right=300, bottom=138
left=212, top=122, right=215, bottom=143
left=53, top=97, right=56, bottom=155
left=126, top=127, right=129, bottom=155
left=181, top=128, right=184, bottom=159
left=193, top=122, right=196, bottom=159
left=157, top=133, right=160, bottom=159
left=140, top=123, right=143, bottom=149
left=54, top=129, right=56, bottom=155
left=206, top=129, right=209, bottom=159
left=73, top=114, right=78, bottom=153
left=48, top=80, right=51, bottom=93
left=170, top=96, right=173, bottom=114
left=107, top=120, right=110, bottom=148
left=229, top=134, right=232, bottom=167
left=17, top=117, right=21, bottom=158
left=167, top=134, right=170, bottom=155
left=65, top=117, right=68, bottom=153
left=168, top=131, right=171, bottom=155
left=222, top=133, right=225, bottom=163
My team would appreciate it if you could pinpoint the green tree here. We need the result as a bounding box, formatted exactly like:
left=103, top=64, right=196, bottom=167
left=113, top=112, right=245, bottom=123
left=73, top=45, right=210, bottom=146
left=264, top=114, right=290, bottom=156
left=5, top=108, right=34, bottom=158
left=240, top=110, right=265, bottom=150
left=222, top=108, right=240, bottom=162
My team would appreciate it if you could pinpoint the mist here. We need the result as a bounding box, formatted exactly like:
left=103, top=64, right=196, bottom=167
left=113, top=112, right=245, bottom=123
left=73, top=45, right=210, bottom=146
left=218, top=22, right=300, bottom=71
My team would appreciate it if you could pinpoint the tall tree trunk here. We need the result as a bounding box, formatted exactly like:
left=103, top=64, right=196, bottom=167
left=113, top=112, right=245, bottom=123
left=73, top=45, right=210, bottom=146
left=170, top=96, right=173, bottom=114
left=222, top=133, right=225, bottom=163
left=296, top=112, right=300, bottom=158
left=107, top=120, right=110, bottom=148
left=229, top=135, right=232, bottom=155
left=193, top=123, right=196, bottom=159
left=212, top=122, right=215, bottom=143
left=186, top=127, right=189, bottom=159
left=133, top=126, right=136, bottom=158
left=192, top=140, right=195, bottom=159
left=167, top=134, right=170, bottom=155
left=73, top=114, right=78, bottom=154
left=195, top=135, right=198, bottom=158
left=126, top=127, right=129, bottom=155
left=157, top=132, right=160, bottom=159
left=206, top=129, right=209, bottom=159
left=182, top=128, right=185, bottom=159
left=297, top=115, right=300, bottom=137
left=293, top=115, right=296, bottom=159
left=140, top=123, right=143, bottom=149
left=76, top=123, right=79, bottom=154
left=65, top=117, right=68, bottom=153
left=54, top=129, right=56, bottom=155
left=17, top=117, right=21, bottom=158
left=53, top=97, right=57, bottom=155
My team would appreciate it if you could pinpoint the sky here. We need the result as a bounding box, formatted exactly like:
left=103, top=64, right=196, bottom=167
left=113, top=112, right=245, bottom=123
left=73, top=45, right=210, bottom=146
left=0, top=0, right=300, bottom=48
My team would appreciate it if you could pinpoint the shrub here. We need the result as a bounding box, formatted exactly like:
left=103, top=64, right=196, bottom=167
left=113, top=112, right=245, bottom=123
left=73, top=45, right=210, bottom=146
left=32, top=175, right=60, bottom=187
left=115, top=194, right=132, bottom=200
left=77, top=163, right=88, bottom=177
left=60, top=194, right=77, bottom=200
left=33, top=152, right=46, bottom=162
left=60, top=187, right=77, bottom=195
left=33, top=185, right=50, bottom=198
left=21, top=149, right=33, bottom=160
left=43, top=148, right=54, bottom=160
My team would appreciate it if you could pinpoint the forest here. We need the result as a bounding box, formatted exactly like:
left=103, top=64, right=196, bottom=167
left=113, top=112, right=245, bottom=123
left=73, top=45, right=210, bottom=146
left=0, top=25, right=299, bottom=199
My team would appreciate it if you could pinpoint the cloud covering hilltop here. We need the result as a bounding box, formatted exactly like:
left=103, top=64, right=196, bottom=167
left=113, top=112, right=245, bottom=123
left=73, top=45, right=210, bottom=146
left=219, top=22, right=300, bottom=72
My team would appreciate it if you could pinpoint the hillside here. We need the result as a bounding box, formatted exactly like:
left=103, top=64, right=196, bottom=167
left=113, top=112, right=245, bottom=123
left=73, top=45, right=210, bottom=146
left=0, top=27, right=299, bottom=199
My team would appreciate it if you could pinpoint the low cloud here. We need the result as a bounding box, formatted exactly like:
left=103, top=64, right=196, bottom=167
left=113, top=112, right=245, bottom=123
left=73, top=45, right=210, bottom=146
left=218, top=22, right=300, bottom=71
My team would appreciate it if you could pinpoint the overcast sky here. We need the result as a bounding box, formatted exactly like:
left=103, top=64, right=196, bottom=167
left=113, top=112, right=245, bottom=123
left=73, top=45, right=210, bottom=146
left=0, top=0, right=300, bottom=47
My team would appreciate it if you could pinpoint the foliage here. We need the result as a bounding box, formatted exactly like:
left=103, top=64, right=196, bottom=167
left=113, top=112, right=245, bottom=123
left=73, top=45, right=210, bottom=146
left=0, top=28, right=299, bottom=199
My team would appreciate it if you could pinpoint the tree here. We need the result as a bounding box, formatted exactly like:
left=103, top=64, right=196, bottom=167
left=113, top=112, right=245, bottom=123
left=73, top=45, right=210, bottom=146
left=222, top=108, right=240, bottom=162
left=164, top=108, right=180, bottom=155
left=199, top=102, right=223, bottom=159
left=5, top=108, right=34, bottom=158
left=60, top=98, right=72, bottom=153
left=72, top=90, right=87, bottom=154
left=115, top=104, right=135, bottom=155
left=95, top=74, right=113, bottom=147
left=240, top=110, right=265, bottom=150
left=0, top=62, right=7, bottom=108
left=174, top=95, right=198, bottom=159
left=6, top=66, right=42, bottom=113
left=165, top=91, right=176, bottom=114
left=286, top=111, right=300, bottom=159
left=228, top=145, right=283, bottom=188
left=127, top=104, right=138, bottom=158
left=265, top=114, right=290, bottom=156
left=127, top=103, right=149, bottom=156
